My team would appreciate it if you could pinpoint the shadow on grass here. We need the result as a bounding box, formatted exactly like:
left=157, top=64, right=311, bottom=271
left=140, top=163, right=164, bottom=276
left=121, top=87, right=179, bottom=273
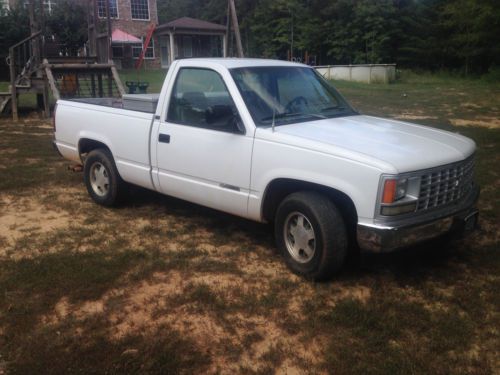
left=0, top=250, right=211, bottom=373
left=125, top=185, right=276, bottom=250
left=11, top=318, right=209, bottom=374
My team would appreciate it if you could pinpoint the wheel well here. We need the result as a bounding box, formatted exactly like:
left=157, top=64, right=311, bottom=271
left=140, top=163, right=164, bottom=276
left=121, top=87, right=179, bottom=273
left=262, top=178, right=358, bottom=236
left=78, top=139, right=110, bottom=161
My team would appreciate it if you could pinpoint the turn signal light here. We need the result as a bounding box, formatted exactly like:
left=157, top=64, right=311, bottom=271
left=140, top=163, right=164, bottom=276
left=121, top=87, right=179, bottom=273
left=382, top=179, right=397, bottom=203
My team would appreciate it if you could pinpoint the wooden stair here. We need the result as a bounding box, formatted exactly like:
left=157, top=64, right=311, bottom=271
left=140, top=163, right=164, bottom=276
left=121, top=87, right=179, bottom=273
left=0, top=92, right=11, bottom=114
left=8, top=20, right=125, bottom=120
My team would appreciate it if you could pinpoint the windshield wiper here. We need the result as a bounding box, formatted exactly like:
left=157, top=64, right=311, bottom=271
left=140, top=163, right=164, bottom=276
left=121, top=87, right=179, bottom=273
left=261, top=112, right=326, bottom=123
left=321, top=105, right=346, bottom=112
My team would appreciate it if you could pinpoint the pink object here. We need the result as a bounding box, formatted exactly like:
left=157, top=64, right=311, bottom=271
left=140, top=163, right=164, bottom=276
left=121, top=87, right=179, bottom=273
left=112, top=29, right=141, bottom=44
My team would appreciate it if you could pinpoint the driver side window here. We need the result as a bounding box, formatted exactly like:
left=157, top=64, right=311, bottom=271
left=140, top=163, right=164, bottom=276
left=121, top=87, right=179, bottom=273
left=167, top=68, right=241, bottom=133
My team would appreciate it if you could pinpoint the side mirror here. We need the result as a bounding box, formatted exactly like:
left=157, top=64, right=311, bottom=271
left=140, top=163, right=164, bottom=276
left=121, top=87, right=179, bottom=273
left=234, top=115, right=246, bottom=134
left=206, top=105, right=246, bottom=134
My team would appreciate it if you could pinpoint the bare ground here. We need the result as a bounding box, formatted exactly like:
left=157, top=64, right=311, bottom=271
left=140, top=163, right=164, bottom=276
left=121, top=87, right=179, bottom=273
left=1, top=80, right=499, bottom=374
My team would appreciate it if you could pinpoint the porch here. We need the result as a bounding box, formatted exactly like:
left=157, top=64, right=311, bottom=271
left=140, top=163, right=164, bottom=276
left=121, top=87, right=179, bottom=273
left=155, top=17, right=227, bottom=68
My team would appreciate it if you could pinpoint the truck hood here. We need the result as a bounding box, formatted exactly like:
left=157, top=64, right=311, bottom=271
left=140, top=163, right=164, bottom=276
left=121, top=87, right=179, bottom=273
left=268, top=115, right=476, bottom=173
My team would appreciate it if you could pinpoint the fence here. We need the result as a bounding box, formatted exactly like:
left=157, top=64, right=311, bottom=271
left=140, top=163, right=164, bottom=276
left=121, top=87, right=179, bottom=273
left=315, top=64, right=396, bottom=84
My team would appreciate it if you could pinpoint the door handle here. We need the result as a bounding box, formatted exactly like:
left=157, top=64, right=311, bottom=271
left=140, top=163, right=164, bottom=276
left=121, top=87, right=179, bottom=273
left=159, top=133, right=170, bottom=143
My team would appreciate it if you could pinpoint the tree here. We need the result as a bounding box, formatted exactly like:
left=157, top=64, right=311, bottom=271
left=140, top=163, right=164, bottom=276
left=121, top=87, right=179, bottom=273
left=442, top=0, right=500, bottom=75
left=0, top=6, right=30, bottom=80
left=46, top=0, right=88, bottom=56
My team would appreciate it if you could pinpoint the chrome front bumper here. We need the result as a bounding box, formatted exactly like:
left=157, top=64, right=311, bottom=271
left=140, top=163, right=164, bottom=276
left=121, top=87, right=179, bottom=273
left=357, top=186, right=480, bottom=253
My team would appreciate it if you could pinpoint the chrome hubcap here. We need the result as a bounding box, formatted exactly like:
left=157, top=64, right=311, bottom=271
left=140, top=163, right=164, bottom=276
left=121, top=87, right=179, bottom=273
left=284, top=212, right=316, bottom=263
left=90, top=162, right=110, bottom=197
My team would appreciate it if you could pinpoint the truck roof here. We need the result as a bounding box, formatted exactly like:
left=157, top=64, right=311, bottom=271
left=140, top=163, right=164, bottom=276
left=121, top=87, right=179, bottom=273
left=175, top=58, right=308, bottom=69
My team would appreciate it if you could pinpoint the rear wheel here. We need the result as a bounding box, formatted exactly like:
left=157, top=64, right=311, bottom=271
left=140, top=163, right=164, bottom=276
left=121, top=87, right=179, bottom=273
left=83, top=148, right=127, bottom=206
left=275, top=191, right=348, bottom=280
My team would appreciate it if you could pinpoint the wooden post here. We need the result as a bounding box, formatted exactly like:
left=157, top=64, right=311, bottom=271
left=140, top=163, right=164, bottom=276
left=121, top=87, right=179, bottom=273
left=222, top=34, right=227, bottom=58
left=37, top=93, right=44, bottom=112
left=225, top=1, right=230, bottom=57
left=90, top=74, right=96, bottom=97
left=229, top=0, right=244, bottom=58
left=97, top=74, right=103, bottom=97
left=39, top=0, right=45, bottom=59
left=105, top=0, right=112, bottom=62
left=9, top=48, right=18, bottom=122
left=107, top=71, right=113, bottom=97
left=88, top=0, right=97, bottom=57
left=110, top=65, right=125, bottom=96
left=43, top=75, right=50, bottom=118
left=29, top=1, right=40, bottom=66
left=169, top=32, right=175, bottom=65
left=44, top=61, right=60, bottom=101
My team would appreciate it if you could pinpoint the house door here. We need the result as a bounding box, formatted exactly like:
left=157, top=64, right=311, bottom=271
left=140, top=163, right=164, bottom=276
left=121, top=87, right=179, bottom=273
left=159, top=36, right=169, bottom=68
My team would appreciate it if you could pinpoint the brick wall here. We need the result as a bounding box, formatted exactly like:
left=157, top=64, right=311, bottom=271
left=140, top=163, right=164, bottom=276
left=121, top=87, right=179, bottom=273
left=111, top=0, right=160, bottom=69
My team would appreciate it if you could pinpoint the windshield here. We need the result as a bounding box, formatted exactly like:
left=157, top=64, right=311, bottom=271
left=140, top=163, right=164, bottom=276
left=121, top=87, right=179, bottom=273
left=230, top=66, right=357, bottom=127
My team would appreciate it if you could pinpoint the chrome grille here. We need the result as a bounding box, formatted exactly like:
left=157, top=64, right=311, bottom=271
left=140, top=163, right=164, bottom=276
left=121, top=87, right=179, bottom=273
left=417, top=156, right=475, bottom=212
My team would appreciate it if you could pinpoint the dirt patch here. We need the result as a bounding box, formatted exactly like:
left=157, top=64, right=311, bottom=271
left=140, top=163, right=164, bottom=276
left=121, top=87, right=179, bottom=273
left=0, top=195, right=72, bottom=255
left=460, top=102, right=482, bottom=109
left=0, top=148, right=18, bottom=155
left=450, top=117, right=500, bottom=129
left=396, top=113, right=438, bottom=120
left=0, top=186, right=94, bottom=256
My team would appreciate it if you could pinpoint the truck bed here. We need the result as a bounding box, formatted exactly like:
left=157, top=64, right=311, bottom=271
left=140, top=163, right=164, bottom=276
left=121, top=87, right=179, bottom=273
left=54, top=98, right=156, bottom=191
left=71, top=93, right=160, bottom=113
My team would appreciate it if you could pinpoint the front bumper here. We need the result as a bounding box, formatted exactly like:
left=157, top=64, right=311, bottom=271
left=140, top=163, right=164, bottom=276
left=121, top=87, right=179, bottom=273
left=357, top=186, right=480, bottom=253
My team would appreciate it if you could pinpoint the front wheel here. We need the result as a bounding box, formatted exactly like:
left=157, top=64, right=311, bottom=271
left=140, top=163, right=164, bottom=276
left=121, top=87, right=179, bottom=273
left=83, top=148, right=127, bottom=207
left=275, top=191, right=348, bottom=280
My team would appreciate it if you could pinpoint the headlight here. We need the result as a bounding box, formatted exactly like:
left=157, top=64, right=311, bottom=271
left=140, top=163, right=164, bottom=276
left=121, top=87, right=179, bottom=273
left=379, top=176, right=420, bottom=216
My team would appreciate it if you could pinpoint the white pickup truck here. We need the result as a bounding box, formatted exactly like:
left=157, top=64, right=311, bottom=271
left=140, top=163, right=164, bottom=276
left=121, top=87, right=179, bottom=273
left=53, top=58, right=479, bottom=279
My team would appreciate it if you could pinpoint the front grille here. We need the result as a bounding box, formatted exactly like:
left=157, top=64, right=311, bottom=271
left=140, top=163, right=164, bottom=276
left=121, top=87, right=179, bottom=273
left=417, top=156, right=475, bottom=212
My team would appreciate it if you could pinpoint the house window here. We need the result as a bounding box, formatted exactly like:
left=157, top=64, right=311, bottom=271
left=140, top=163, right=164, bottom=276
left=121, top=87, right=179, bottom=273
left=132, top=39, right=154, bottom=59
left=131, top=0, right=149, bottom=20
left=112, top=45, right=124, bottom=59
left=97, top=0, right=118, bottom=19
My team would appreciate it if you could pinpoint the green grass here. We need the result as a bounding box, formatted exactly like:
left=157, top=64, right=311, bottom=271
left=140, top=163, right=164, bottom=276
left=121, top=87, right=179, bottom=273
left=0, top=71, right=499, bottom=374
left=119, top=68, right=167, bottom=93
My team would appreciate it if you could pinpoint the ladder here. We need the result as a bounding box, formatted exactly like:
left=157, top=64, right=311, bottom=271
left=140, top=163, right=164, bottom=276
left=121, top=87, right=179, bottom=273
left=135, top=24, right=156, bottom=70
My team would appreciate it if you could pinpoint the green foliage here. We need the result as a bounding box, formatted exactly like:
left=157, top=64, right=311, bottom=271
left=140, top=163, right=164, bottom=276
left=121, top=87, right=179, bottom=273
left=0, top=6, right=30, bottom=79
left=159, top=0, right=499, bottom=74
left=46, top=0, right=88, bottom=56
left=442, top=0, right=500, bottom=75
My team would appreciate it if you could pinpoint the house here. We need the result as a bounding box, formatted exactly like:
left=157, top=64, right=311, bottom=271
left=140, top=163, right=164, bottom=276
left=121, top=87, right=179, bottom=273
left=155, top=17, right=227, bottom=69
left=104, top=0, right=161, bottom=69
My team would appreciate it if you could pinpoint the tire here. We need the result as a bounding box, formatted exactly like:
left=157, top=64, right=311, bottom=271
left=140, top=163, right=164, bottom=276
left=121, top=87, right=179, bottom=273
left=275, top=191, right=348, bottom=280
left=83, top=148, right=127, bottom=207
